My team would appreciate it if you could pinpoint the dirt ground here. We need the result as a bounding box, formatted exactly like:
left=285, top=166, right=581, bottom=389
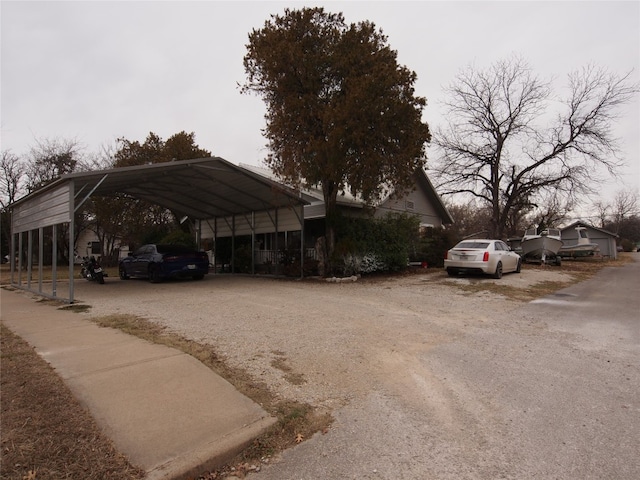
left=0, top=257, right=633, bottom=479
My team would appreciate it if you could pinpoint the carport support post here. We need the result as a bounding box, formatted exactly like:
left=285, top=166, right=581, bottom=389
left=213, top=217, right=218, bottom=274
left=195, top=219, right=201, bottom=250
left=274, top=208, right=279, bottom=275
left=17, top=232, right=23, bottom=285
left=300, top=204, right=304, bottom=279
left=251, top=211, right=255, bottom=275
left=10, top=230, right=16, bottom=284
left=231, top=215, right=235, bottom=274
left=38, top=227, right=43, bottom=293
left=69, top=215, right=75, bottom=304
left=52, top=224, right=57, bottom=297
left=27, top=230, right=32, bottom=290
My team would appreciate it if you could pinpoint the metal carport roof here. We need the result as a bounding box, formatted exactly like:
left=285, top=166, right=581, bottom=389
left=8, top=157, right=309, bottom=302
left=46, top=156, right=306, bottom=219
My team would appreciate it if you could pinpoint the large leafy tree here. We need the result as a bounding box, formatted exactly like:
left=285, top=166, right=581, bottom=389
left=91, top=131, right=211, bottom=254
left=432, top=56, right=638, bottom=239
left=113, top=131, right=210, bottom=168
left=242, top=7, right=430, bottom=258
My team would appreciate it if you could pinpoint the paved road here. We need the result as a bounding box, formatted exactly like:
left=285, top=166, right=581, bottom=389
left=251, top=258, right=640, bottom=480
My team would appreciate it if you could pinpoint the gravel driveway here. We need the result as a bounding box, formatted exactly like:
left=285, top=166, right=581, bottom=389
left=74, top=264, right=639, bottom=479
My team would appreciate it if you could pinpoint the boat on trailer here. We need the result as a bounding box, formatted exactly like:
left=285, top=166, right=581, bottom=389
left=520, top=227, right=564, bottom=265
left=558, top=226, right=600, bottom=258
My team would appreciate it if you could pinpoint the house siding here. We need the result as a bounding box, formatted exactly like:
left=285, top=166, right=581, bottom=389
left=304, top=202, right=326, bottom=219
left=375, top=190, right=444, bottom=227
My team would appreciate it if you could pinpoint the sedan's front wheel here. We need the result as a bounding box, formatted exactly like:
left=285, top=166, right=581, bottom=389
left=493, top=262, right=503, bottom=279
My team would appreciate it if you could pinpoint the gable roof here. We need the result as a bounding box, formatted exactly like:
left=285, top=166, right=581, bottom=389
left=239, top=164, right=453, bottom=225
left=411, top=169, right=454, bottom=225
left=560, top=220, right=618, bottom=238
left=10, top=157, right=308, bottom=228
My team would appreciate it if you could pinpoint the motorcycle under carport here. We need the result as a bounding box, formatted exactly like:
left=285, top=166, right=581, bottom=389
left=80, top=256, right=106, bottom=284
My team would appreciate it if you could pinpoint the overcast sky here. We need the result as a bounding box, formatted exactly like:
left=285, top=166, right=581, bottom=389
left=1, top=1, right=638, bottom=212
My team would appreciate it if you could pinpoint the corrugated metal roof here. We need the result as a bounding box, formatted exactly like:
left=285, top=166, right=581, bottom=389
left=12, top=157, right=308, bottom=221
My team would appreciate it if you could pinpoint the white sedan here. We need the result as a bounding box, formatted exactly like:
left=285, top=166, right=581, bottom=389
left=444, top=239, right=521, bottom=279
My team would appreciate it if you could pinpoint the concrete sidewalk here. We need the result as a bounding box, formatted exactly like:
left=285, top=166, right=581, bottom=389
left=0, top=287, right=276, bottom=480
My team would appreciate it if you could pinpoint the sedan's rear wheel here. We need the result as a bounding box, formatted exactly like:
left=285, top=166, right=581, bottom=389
left=493, top=261, right=503, bottom=279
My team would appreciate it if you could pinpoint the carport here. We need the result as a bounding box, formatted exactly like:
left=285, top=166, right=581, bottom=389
left=7, top=157, right=309, bottom=303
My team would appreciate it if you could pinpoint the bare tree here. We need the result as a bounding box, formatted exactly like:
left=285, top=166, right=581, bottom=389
left=1, top=150, right=27, bottom=257
left=611, top=189, right=639, bottom=233
left=432, top=56, right=639, bottom=238
left=26, top=137, right=83, bottom=192
left=592, top=199, right=612, bottom=229
left=0, top=150, right=26, bottom=209
left=523, top=191, right=574, bottom=233
left=445, top=200, right=492, bottom=240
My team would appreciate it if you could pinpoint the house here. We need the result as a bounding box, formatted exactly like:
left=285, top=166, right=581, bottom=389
left=70, top=162, right=452, bottom=273
left=200, top=166, right=453, bottom=271
left=560, top=221, right=619, bottom=260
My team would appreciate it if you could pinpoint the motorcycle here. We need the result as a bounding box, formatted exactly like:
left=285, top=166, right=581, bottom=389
left=80, top=256, right=106, bottom=284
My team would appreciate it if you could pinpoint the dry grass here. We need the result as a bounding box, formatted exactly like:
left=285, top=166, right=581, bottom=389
left=445, top=254, right=634, bottom=301
left=0, top=324, right=146, bottom=480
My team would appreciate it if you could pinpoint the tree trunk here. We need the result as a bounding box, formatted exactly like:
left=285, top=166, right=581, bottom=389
left=322, top=180, right=339, bottom=275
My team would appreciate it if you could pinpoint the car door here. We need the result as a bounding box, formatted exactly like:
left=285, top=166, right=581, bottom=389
left=496, top=241, right=516, bottom=271
left=132, top=245, right=152, bottom=276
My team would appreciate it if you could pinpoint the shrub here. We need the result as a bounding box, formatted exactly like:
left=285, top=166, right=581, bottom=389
left=233, top=244, right=253, bottom=273
left=620, top=238, right=637, bottom=252
left=411, top=227, right=456, bottom=268
left=159, top=230, right=197, bottom=249
left=331, top=213, right=420, bottom=274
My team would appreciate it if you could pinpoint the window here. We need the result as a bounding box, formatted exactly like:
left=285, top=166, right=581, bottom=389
left=405, top=200, right=415, bottom=210
left=457, top=241, right=490, bottom=249
left=90, top=241, right=101, bottom=254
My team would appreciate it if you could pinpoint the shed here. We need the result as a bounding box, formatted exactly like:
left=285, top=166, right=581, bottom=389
left=560, top=221, right=619, bottom=259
